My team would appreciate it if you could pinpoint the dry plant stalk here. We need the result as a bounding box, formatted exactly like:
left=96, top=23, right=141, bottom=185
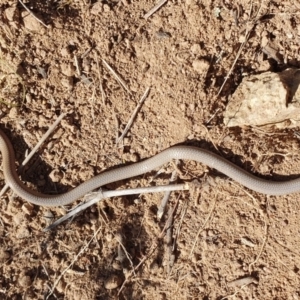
left=18, top=0, right=48, bottom=28
left=157, top=162, right=178, bottom=219
left=117, top=87, right=150, bottom=144
left=0, top=113, right=66, bottom=197
left=118, top=196, right=180, bottom=295
left=46, top=224, right=103, bottom=299
left=102, top=59, right=131, bottom=94
left=144, top=0, right=168, bottom=19
left=217, top=2, right=264, bottom=96
left=45, top=183, right=188, bottom=231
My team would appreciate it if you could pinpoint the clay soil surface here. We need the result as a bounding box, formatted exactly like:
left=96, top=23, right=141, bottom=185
left=1, top=0, right=300, bottom=299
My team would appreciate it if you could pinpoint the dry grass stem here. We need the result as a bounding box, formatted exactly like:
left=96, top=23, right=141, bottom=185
left=144, top=0, right=168, bottom=19
left=205, top=108, right=221, bottom=125
left=102, top=59, right=131, bottom=94
left=117, top=87, right=150, bottom=144
left=230, top=182, right=268, bottom=272
left=173, top=199, right=188, bottom=252
left=166, top=205, right=175, bottom=274
left=217, top=2, right=264, bottom=96
left=95, top=56, right=106, bottom=104
left=227, top=276, right=258, bottom=288
left=115, top=233, right=136, bottom=276
left=114, top=113, right=120, bottom=143
left=118, top=196, right=180, bottom=295
left=0, top=59, right=26, bottom=106
left=44, top=183, right=189, bottom=231
left=18, top=0, right=48, bottom=28
left=22, top=113, right=66, bottom=166
left=189, top=196, right=217, bottom=258
left=46, top=225, right=103, bottom=299
left=157, top=161, right=179, bottom=219
left=74, top=55, right=81, bottom=76
left=221, top=276, right=258, bottom=300
left=0, top=113, right=66, bottom=198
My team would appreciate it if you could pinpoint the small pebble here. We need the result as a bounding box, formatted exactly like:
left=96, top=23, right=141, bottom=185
left=91, top=2, right=103, bottom=14
left=22, top=203, right=34, bottom=215
left=21, top=11, right=43, bottom=32
left=13, top=212, right=23, bottom=226
left=130, top=153, right=139, bottom=162
left=61, top=77, right=74, bottom=90
left=9, top=107, right=19, bottom=119
left=18, top=274, right=32, bottom=288
left=112, top=261, right=123, bottom=270
left=103, top=4, right=110, bottom=12
left=192, top=59, right=209, bottom=74
left=228, top=276, right=258, bottom=287
left=5, top=6, right=18, bottom=21
left=105, top=233, right=113, bottom=242
left=49, top=169, right=64, bottom=183
left=190, top=43, right=201, bottom=54
left=60, top=47, right=70, bottom=57
left=16, top=226, right=30, bottom=239
left=61, top=63, right=74, bottom=77
left=104, top=274, right=122, bottom=290
left=0, top=249, right=10, bottom=262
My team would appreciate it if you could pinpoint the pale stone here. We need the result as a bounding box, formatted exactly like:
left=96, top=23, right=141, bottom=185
left=223, top=69, right=300, bottom=128
left=192, top=59, right=209, bottom=74
left=22, top=203, right=34, bottom=215
left=91, top=2, right=103, bottom=14
left=61, top=63, right=74, bottom=77
left=5, top=6, right=18, bottom=21
left=104, top=274, right=122, bottom=289
left=21, top=11, right=43, bottom=32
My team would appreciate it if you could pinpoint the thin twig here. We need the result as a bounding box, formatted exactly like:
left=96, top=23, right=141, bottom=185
left=74, top=56, right=81, bottom=76
left=22, top=113, right=66, bottom=166
left=44, top=183, right=189, bottom=231
left=46, top=225, right=103, bottom=299
left=95, top=56, right=106, bottom=104
left=102, top=59, right=131, bottom=94
left=115, top=233, right=136, bottom=276
left=157, top=160, right=179, bottom=219
left=166, top=205, right=175, bottom=274
left=0, top=113, right=66, bottom=197
left=217, top=1, right=264, bottom=96
left=173, top=198, right=188, bottom=252
left=18, top=0, right=48, bottom=28
left=114, top=113, right=120, bottom=143
left=117, top=195, right=180, bottom=295
left=205, top=108, right=221, bottom=126
left=117, top=87, right=150, bottom=144
left=231, top=182, right=268, bottom=272
left=144, top=0, right=168, bottom=19
left=189, top=196, right=217, bottom=258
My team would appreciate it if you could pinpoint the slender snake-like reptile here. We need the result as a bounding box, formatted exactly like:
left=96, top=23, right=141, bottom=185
left=0, top=129, right=299, bottom=207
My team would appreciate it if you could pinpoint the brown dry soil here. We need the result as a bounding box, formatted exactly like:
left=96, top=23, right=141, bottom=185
left=1, top=0, right=300, bottom=299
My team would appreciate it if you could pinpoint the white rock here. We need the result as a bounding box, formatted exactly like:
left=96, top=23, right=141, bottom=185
left=104, top=274, right=122, bottom=289
left=21, top=11, right=43, bottom=32
left=192, top=59, right=209, bottom=74
left=223, top=69, right=300, bottom=128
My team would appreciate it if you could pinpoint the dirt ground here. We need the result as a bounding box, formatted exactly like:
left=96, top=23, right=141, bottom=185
left=1, top=0, right=300, bottom=299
